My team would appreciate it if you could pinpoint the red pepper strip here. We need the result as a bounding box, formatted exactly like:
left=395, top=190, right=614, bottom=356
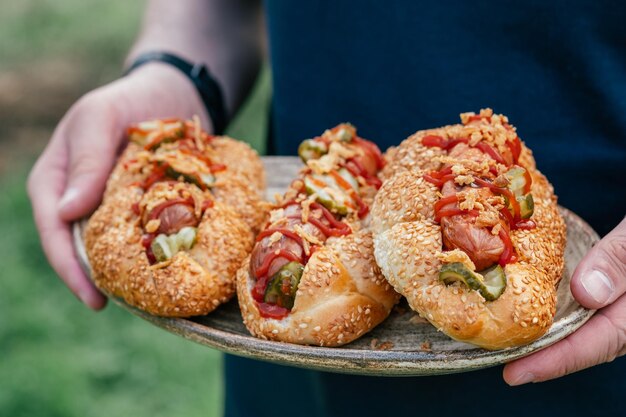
left=434, top=194, right=459, bottom=214
left=421, top=136, right=471, bottom=151
left=346, top=158, right=383, bottom=189
left=139, top=163, right=169, bottom=190
left=465, top=114, right=492, bottom=124
left=254, top=250, right=302, bottom=279
left=329, top=170, right=353, bottom=191
left=328, top=171, right=370, bottom=218
left=445, top=137, right=470, bottom=150
left=131, top=202, right=140, bottom=216
left=507, top=136, right=522, bottom=164
left=178, top=147, right=213, bottom=166
left=424, top=173, right=457, bottom=188
left=257, top=302, right=290, bottom=319
left=421, top=135, right=448, bottom=148
left=498, top=228, right=516, bottom=265
left=429, top=166, right=453, bottom=179
left=500, top=206, right=514, bottom=225
left=423, top=166, right=453, bottom=186
left=147, top=197, right=194, bottom=221
left=256, top=228, right=304, bottom=246
left=474, top=142, right=508, bottom=166
left=143, top=132, right=168, bottom=150
left=127, top=126, right=147, bottom=136
left=473, top=178, right=521, bottom=221
left=352, top=136, right=386, bottom=169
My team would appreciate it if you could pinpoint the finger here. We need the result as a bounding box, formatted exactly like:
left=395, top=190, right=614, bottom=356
left=57, top=94, right=126, bottom=222
left=28, top=133, right=107, bottom=310
left=570, top=217, right=626, bottom=309
left=503, top=295, right=626, bottom=385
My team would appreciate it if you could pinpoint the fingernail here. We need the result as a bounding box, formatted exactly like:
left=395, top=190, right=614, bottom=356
left=59, top=187, right=79, bottom=210
left=580, top=270, right=614, bottom=304
left=510, top=372, right=536, bottom=386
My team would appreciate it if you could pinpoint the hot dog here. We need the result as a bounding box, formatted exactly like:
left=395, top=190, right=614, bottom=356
left=84, top=117, right=266, bottom=317
left=371, top=109, right=566, bottom=349
left=236, top=124, right=400, bottom=346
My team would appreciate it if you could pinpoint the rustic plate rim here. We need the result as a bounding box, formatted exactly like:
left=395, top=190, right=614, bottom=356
left=73, top=157, right=599, bottom=376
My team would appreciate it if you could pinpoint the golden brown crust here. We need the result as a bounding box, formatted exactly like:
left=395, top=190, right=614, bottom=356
left=85, top=121, right=265, bottom=317
left=85, top=186, right=254, bottom=317
left=105, top=137, right=267, bottom=232
left=372, top=112, right=566, bottom=349
left=237, top=230, right=400, bottom=346
left=236, top=125, right=399, bottom=346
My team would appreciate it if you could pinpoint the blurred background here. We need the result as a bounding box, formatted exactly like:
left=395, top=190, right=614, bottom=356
left=0, top=1, right=270, bottom=415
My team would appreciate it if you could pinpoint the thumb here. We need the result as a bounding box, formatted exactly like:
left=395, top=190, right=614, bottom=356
left=57, top=96, right=125, bottom=221
left=571, top=217, right=626, bottom=309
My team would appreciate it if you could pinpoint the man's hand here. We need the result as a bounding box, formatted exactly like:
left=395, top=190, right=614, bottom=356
left=27, top=65, right=207, bottom=309
left=503, top=217, right=626, bottom=385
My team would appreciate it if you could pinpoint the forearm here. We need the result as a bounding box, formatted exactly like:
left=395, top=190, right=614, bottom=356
left=127, top=0, right=264, bottom=116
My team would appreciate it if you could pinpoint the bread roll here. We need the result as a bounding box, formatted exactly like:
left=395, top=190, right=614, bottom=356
left=371, top=109, right=565, bottom=349
left=236, top=124, right=400, bottom=346
left=84, top=118, right=266, bottom=317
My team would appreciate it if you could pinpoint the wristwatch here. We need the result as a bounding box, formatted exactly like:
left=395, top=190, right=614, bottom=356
left=124, top=51, right=228, bottom=135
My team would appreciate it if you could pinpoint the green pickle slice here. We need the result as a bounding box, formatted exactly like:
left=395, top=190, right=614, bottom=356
left=298, top=139, right=328, bottom=163
left=516, top=194, right=534, bottom=219
left=150, top=227, right=198, bottom=263
left=439, top=262, right=507, bottom=301
left=264, top=262, right=305, bottom=309
left=304, top=174, right=350, bottom=215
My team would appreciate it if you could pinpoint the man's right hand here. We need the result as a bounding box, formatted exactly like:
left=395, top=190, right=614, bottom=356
left=27, top=64, right=209, bottom=309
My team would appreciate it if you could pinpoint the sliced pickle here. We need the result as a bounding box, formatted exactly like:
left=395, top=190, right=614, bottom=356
left=172, top=227, right=198, bottom=251
left=335, top=125, right=354, bottom=142
left=263, top=262, right=304, bottom=309
left=298, top=139, right=328, bottom=162
left=303, top=174, right=350, bottom=215
left=439, top=262, right=506, bottom=301
left=338, top=168, right=359, bottom=191
left=504, top=166, right=528, bottom=197
left=165, top=166, right=215, bottom=189
left=150, top=227, right=198, bottom=263
left=480, top=264, right=507, bottom=301
left=516, top=194, right=534, bottom=219
left=130, top=120, right=184, bottom=149
left=151, top=235, right=173, bottom=262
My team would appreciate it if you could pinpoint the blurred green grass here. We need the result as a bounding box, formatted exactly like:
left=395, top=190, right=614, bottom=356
left=0, top=1, right=270, bottom=416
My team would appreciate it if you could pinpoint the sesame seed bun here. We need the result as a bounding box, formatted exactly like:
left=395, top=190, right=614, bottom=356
left=371, top=112, right=566, bottom=350
left=84, top=122, right=266, bottom=317
left=237, top=229, right=400, bottom=347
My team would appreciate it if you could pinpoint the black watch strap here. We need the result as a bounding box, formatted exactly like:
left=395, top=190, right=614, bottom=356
left=124, top=52, right=228, bottom=135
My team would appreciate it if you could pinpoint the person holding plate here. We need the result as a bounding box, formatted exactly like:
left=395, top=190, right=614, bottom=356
left=28, top=1, right=626, bottom=416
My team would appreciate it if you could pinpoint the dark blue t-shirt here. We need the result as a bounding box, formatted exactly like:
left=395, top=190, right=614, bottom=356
left=226, top=1, right=626, bottom=416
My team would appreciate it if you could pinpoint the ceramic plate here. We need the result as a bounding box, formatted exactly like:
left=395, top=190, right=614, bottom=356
left=73, top=156, right=598, bottom=376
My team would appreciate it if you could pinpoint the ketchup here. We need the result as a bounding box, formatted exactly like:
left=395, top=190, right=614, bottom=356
left=422, top=133, right=535, bottom=267
left=252, top=132, right=383, bottom=317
